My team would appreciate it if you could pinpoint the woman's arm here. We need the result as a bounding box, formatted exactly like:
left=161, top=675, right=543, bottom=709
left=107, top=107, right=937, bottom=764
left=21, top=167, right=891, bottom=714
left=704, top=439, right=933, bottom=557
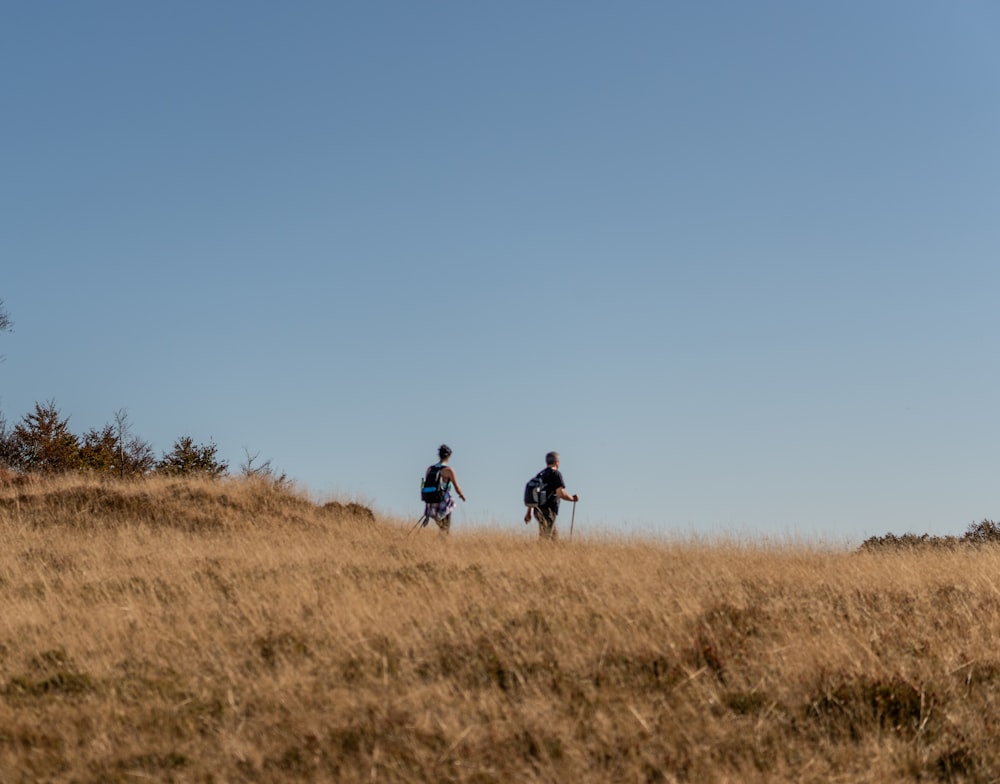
left=442, top=466, right=466, bottom=501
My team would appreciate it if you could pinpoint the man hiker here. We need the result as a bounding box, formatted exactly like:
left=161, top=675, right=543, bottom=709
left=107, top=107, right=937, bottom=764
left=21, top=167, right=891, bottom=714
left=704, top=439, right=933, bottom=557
left=421, top=444, right=466, bottom=536
left=524, top=451, right=579, bottom=540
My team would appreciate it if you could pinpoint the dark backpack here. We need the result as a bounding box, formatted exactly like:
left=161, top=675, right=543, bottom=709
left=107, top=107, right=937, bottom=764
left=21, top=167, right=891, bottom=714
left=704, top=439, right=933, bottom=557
left=524, top=470, right=548, bottom=508
left=421, top=464, right=446, bottom=504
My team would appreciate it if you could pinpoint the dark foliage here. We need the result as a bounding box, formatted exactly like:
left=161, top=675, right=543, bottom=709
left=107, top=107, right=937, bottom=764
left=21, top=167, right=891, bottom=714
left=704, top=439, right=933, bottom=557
left=859, top=520, right=1000, bottom=552
left=0, top=401, right=243, bottom=482
left=8, top=400, right=82, bottom=474
left=156, top=436, right=228, bottom=478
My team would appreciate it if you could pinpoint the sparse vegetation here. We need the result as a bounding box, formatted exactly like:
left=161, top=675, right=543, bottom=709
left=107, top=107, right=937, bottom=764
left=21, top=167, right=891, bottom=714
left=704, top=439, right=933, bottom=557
left=156, top=435, right=228, bottom=478
left=9, top=399, right=83, bottom=474
left=240, top=447, right=290, bottom=488
left=860, top=519, right=1000, bottom=551
left=79, top=409, right=157, bottom=478
left=0, top=400, right=258, bottom=481
left=2, top=474, right=999, bottom=782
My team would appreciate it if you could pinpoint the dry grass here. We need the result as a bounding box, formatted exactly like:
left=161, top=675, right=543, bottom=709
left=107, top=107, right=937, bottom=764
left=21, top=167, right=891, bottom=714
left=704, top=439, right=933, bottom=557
left=1, top=475, right=998, bottom=782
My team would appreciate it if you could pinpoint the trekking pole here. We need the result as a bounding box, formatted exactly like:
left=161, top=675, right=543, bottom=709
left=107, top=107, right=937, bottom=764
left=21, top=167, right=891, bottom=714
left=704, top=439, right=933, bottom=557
left=407, top=515, right=428, bottom=536
left=569, top=500, right=577, bottom=539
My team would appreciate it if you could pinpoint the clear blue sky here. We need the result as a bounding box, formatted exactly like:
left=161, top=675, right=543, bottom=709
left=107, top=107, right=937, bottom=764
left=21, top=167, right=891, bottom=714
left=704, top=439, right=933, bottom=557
left=3, top=2, right=998, bottom=543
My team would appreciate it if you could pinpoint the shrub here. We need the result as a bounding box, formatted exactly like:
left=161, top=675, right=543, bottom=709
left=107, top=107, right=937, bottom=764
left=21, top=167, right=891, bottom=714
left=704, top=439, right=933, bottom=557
left=156, top=436, right=228, bottom=478
left=859, top=520, right=1000, bottom=552
left=9, top=400, right=82, bottom=474
left=962, top=519, right=1000, bottom=546
left=80, top=410, right=155, bottom=478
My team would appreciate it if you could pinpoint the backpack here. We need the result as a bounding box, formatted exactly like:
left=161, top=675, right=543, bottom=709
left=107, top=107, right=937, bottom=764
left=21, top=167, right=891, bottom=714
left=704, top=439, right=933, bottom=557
left=523, top=470, right=548, bottom=508
left=421, top=464, right=446, bottom=504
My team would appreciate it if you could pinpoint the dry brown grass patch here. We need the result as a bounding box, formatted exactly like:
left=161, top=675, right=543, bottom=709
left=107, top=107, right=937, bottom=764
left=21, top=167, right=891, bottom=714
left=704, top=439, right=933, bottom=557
left=1, top=477, right=999, bottom=781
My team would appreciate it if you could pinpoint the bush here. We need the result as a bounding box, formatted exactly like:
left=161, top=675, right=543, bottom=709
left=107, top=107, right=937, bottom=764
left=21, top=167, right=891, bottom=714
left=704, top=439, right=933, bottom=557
left=859, top=520, right=1000, bottom=552
left=80, top=410, right=156, bottom=478
left=9, top=400, right=82, bottom=474
left=0, top=401, right=233, bottom=483
left=156, top=436, right=228, bottom=478
left=962, top=519, right=1000, bottom=545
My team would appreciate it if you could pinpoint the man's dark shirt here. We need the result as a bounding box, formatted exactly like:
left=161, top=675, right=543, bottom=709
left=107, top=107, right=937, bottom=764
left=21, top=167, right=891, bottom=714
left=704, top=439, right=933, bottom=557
left=539, top=467, right=566, bottom=517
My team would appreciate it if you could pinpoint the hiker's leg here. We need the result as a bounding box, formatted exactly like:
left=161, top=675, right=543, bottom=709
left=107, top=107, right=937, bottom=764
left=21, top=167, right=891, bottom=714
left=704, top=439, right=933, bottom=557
left=534, top=509, right=544, bottom=538
left=436, top=513, right=451, bottom=537
left=536, top=509, right=556, bottom=540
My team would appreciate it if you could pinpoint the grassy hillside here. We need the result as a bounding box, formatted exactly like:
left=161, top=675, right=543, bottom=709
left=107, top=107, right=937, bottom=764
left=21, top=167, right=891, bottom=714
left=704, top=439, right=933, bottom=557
left=0, top=475, right=997, bottom=782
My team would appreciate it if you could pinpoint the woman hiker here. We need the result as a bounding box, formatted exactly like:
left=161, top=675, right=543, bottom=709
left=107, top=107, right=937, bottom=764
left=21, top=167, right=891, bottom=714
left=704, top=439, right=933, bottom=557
left=421, top=444, right=466, bottom=536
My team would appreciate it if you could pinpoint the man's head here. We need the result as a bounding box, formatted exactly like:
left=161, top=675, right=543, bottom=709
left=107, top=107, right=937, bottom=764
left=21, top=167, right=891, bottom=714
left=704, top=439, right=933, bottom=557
left=438, top=444, right=452, bottom=461
left=545, top=451, right=560, bottom=467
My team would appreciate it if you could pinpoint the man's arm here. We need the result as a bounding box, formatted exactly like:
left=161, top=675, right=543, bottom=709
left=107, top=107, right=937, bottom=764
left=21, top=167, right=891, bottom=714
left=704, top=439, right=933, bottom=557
left=556, top=487, right=578, bottom=502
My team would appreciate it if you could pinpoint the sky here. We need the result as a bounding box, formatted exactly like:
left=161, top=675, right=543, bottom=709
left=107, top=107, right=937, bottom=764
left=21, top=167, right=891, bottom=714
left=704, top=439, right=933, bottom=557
left=2, top=1, right=998, bottom=544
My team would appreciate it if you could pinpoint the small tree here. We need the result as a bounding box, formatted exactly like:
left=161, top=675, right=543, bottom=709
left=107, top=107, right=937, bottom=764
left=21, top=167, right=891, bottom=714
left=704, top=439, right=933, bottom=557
left=240, top=447, right=290, bottom=488
left=963, top=519, right=1000, bottom=546
left=0, top=408, right=17, bottom=469
left=113, top=409, right=155, bottom=477
left=11, top=400, right=82, bottom=474
left=76, top=409, right=155, bottom=478
left=156, top=436, right=228, bottom=478
left=80, top=424, right=118, bottom=473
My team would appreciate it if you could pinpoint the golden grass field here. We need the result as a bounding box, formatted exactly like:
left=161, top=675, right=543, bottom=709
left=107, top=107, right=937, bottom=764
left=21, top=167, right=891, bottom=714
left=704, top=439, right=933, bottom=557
left=1, top=475, right=998, bottom=783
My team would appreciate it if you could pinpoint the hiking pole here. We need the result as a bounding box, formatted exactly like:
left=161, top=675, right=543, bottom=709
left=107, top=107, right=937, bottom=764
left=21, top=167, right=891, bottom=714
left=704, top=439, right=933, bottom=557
left=407, top=515, right=428, bottom=536
left=569, top=500, right=577, bottom=539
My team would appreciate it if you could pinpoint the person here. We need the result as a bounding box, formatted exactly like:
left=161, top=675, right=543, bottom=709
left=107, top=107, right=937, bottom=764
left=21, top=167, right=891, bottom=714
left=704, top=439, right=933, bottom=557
left=524, top=451, right=578, bottom=540
left=422, top=444, right=465, bottom=536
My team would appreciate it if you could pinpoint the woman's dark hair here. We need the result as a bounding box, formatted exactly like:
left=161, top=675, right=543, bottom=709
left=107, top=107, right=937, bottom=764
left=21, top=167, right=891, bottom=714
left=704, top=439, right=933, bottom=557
left=438, top=444, right=452, bottom=460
